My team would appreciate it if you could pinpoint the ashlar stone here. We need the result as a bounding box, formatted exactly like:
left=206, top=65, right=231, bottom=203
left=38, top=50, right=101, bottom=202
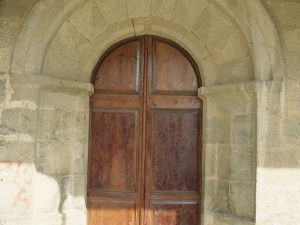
left=192, top=3, right=233, bottom=47
left=150, top=0, right=177, bottom=20
left=52, top=141, right=73, bottom=175
left=43, top=48, right=79, bottom=80
left=51, top=21, right=90, bottom=61
left=172, top=0, right=208, bottom=30
left=233, top=115, right=254, bottom=145
left=217, top=146, right=231, bottom=180
left=216, top=56, right=253, bottom=84
left=0, top=48, right=11, bottom=73
left=94, top=0, right=128, bottom=25
left=127, top=0, right=151, bottom=18
left=32, top=5, right=65, bottom=39
left=40, top=91, right=77, bottom=110
left=68, top=0, right=106, bottom=42
left=230, top=182, right=254, bottom=219
left=1, top=108, right=38, bottom=137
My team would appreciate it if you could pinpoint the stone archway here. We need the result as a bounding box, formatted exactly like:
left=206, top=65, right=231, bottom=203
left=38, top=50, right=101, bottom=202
left=8, top=0, right=284, bottom=224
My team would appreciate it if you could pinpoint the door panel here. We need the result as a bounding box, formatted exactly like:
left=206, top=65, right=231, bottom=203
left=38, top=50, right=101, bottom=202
left=94, top=40, right=141, bottom=93
left=88, top=199, right=137, bottom=225
left=153, top=202, right=199, bottom=225
left=89, top=36, right=202, bottom=225
left=152, top=110, right=200, bottom=192
left=153, top=40, right=198, bottom=93
left=89, top=109, right=139, bottom=191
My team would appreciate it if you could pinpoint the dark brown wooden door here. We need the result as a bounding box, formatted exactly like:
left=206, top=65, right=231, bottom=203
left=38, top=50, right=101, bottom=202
left=88, top=36, right=202, bottom=225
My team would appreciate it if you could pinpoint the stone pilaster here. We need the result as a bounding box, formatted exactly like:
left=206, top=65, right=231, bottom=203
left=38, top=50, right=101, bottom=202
left=199, top=81, right=282, bottom=225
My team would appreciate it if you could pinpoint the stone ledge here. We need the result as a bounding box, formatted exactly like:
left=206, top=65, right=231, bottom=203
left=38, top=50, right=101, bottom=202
left=198, top=81, right=282, bottom=99
left=212, top=214, right=255, bottom=225
left=10, top=74, right=94, bottom=95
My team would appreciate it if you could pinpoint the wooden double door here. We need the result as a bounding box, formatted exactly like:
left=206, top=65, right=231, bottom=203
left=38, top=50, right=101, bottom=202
left=88, top=36, right=202, bottom=225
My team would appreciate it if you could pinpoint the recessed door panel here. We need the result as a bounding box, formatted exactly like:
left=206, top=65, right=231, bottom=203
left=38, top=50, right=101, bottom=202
left=152, top=110, right=200, bottom=192
left=90, top=109, right=139, bottom=192
left=94, top=40, right=141, bottom=93
left=153, top=40, right=198, bottom=94
left=153, top=202, right=199, bottom=225
left=87, top=199, right=137, bottom=225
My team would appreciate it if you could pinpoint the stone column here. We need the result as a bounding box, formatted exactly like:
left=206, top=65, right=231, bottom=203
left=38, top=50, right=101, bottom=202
left=0, top=74, right=93, bottom=224
left=199, top=81, right=282, bottom=225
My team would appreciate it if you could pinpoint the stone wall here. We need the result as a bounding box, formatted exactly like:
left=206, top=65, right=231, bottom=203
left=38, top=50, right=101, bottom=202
left=0, top=0, right=299, bottom=224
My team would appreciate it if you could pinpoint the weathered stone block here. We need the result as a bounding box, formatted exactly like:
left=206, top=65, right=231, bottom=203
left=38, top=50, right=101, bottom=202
left=0, top=48, right=11, bottom=73
left=217, top=146, right=230, bottom=180
left=94, top=0, right=127, bottom=25
left=233, top=115, right=254, bottom=145
left=51, top=21, right=90, bottom=61
left=283, top=28, right=300, bottom=52
left=230, top=182, right=254, bottom=219
left=257, top=115, right=280, bottom=147
left=0, top=78, right=6, bottom=103
left=286, top=79, right=300, bottom=115
left=52, top=141, right=73, bottom=175
left=0, top=21, right=19, bottom=48
left=10, top=83, right=39, bottom=104
left=25, top=37, right=49, bottom=74
left=216, top=116, right=231, bottom=144
left=74, top=142, right=87, bottom=176
left=205, top=117, right=216, bottom=144
left=285, top=116, right=300, bottom=145
left=38, top=109, right=62, bottom=140
left=40, top=91, right=77, bottom=110
left=61, top=111, right=75, bottom=141
left=37, top=140, right=54, bottom=175
left=204, top=144, right=216, bottom=178
left=203, top=179, right=216, bottom=214
left=216, top=56, right=253, bottom=84
left=150, top=0, right=177, bottom=20
left=285, top=53, right=300, bottom=79
left=43, top=48, right=79, bottom=80
left=213, top=215, right=254, bottom=225
left=0, top=141, right=36, bottom=165
left=172, top=0, right=207, bottom=30
left=214, top=181, right=232, bottom=215
left=217, top=97, right=254, bottom=116
left=128, top=0, right=151, bottom=18
left=11, top=33, right=31, bottom=74
left=76, top=94, right=89, bottom=113
left=230, top=152, right=253, bottom=182
left=75, top=112, right=88, bottom=142
left=76, top=53, right=96, bottom=83
left=1, top=108, right=37, bottom=137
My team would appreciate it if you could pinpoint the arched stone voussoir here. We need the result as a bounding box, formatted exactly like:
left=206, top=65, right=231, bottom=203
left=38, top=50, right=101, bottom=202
left=211, top=0, right=284, bottom=81
left=11, top=0, right=86, bottom=75
left=78, top=18, right=215, bottom=86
